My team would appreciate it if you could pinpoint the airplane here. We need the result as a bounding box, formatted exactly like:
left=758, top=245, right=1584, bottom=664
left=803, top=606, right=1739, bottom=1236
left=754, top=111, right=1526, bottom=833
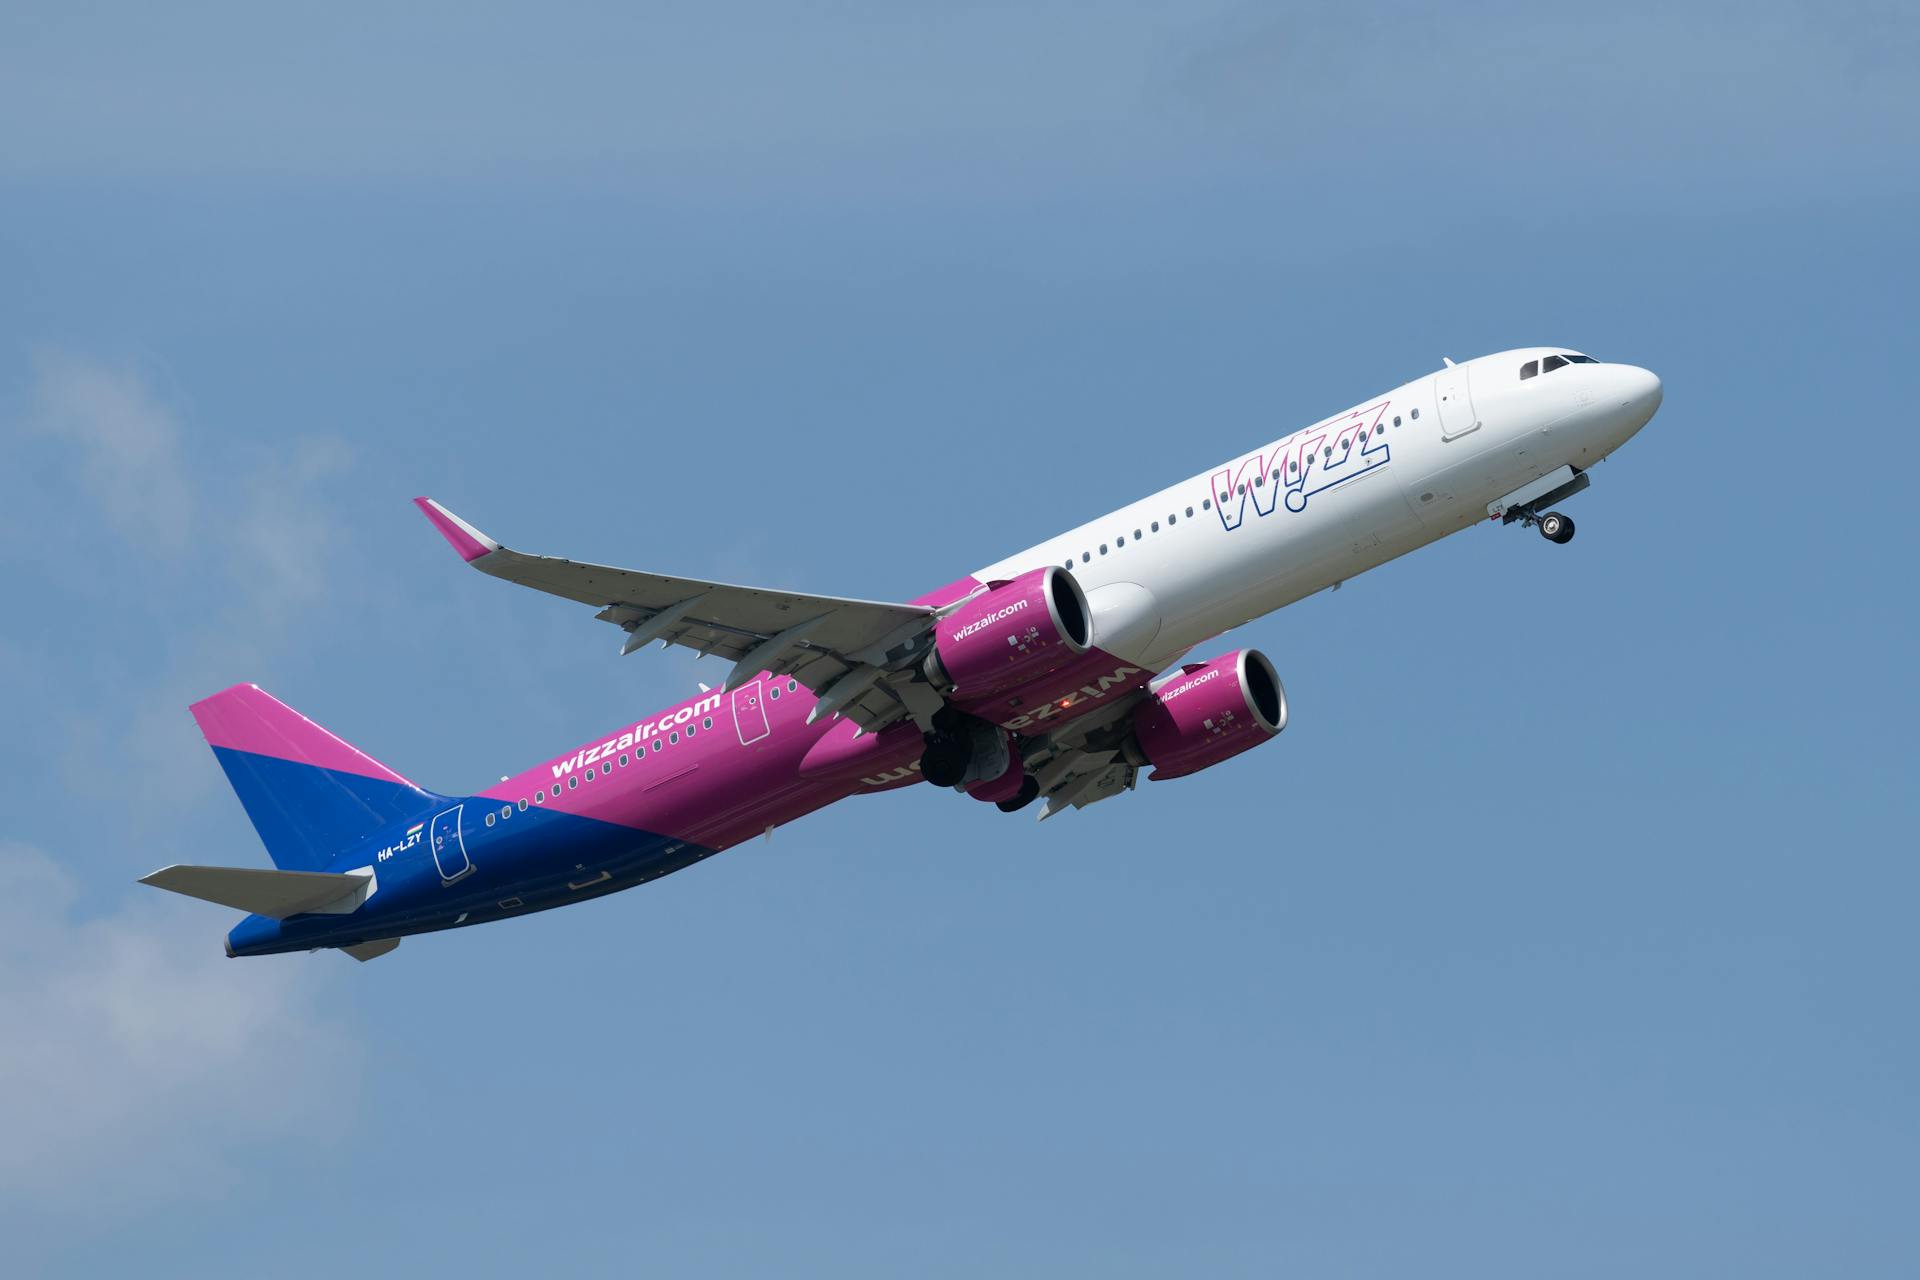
left=141, top=347, right=1662, bottom=961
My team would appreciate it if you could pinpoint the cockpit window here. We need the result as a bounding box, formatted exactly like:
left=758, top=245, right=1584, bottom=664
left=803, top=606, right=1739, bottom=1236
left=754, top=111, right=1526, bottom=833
left=1519, top=359, right=1539, bottom=380
left=1542, top=354, right=1568, bottom=373
left=1565, top=353, right=1597, bottom=364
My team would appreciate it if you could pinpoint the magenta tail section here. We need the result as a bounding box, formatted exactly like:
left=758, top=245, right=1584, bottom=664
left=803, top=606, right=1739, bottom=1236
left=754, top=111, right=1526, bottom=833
left=191, top=684, right=436, bottom=872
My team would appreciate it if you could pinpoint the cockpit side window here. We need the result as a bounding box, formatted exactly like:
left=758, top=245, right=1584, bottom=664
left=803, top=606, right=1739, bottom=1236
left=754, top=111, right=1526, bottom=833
left=1520, top=359, right=1539, bottom=380
left=1542, top=354, right=1568, bottom=373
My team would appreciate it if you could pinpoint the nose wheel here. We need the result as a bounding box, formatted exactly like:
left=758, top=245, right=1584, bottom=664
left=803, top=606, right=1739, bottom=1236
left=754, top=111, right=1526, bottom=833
left=1537, top=511, right=1575, bottom=544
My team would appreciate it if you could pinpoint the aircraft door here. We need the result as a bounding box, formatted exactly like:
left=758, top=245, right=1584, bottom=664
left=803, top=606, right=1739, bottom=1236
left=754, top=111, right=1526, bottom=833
left=429, top=805, right=473, bottom=882
left=1435, top=366, right=1480, bottom=440
left=733, top=681, right=771, bottom=744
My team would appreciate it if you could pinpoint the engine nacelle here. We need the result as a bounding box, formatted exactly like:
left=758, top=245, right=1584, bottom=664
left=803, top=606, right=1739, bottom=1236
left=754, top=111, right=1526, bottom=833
left=924, top=567, right=1092, bottom=700
left=1126, top=649, right=1288, bottom=780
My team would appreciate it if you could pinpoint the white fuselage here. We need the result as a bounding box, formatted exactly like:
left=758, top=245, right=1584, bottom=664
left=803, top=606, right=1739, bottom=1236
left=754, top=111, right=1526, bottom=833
left=976, top=348, right=1663, bottom=671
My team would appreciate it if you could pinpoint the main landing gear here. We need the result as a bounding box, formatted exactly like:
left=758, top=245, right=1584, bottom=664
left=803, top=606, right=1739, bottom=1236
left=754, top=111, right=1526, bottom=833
left=996, top=776, right=1041, bottom=813
left=918, top=708, right=1010, bottom=789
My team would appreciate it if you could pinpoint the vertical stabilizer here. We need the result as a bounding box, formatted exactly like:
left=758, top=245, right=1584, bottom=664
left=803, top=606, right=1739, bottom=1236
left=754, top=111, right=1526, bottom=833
left=190, top=684, right=435, bottom=871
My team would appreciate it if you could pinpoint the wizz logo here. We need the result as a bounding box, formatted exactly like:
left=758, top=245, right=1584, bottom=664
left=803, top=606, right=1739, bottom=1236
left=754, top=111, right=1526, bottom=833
left=1213, top=400, right=1393, bottom=530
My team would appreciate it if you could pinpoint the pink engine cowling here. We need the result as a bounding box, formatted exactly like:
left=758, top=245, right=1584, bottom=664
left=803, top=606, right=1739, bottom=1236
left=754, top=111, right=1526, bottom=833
left=924, top=567, right=1092, bottom=700
left=1128, top=649, right=1288, bottom=780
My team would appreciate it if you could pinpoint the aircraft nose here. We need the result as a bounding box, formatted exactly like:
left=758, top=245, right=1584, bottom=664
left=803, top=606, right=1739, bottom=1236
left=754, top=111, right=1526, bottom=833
left=1617, top=364, right=1663, bottom=424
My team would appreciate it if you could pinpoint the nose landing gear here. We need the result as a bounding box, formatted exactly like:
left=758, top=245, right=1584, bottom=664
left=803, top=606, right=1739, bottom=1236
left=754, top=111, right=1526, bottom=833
left=1536, top=511, right=1575, bottom=544
left=1489, top=465, right=1588, bottom=546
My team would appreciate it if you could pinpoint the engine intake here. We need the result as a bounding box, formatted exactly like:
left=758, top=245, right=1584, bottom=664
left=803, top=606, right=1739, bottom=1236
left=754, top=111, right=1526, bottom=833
left=1126, top=648, right=1287, bottom=780
left=923, top=567, right=1091, bottom=700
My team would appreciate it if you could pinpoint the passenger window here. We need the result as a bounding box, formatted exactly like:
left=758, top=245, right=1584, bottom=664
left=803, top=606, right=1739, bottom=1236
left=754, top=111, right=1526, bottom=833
left=652, top=741, right=662, bottom=752
left=1186, top=506, right=1194, bottom=517
left=1116, top=536, right=1124, bottom=547
left=1394, top=416, right=1402, bottom=426
left=703, top=716, right=714, bottom=728
left=788, top=681, right=798, bottom=692
left=619, top=754, right=628, bottom=766
left=1202, top=499, right=1211, bottom=510
left=534, top=792, right=544, bottom=804
left=501, top=805, right=511, bottom=819
left=1081, top=552, right=1090, bottom=563
left=485, top=812, right=495, bottom=827
left=1520, top=360, right=1538, bottom=379
left=1411, top=408, right=1419, bottom=419
left=1542, top=355, right=1567, bottom=373
left=1100, top=544, right=1108, bottom=554
left=568, top=776, right=578, bottom=789
left=669, top=732, right=678, bottom=743
left=1151, top=521, right=1159, bottom=532
left=518, top=799, right=527, bottom=810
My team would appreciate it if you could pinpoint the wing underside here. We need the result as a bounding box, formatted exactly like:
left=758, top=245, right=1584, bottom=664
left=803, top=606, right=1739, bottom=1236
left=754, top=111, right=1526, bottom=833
left=415, top=498, right=945, bottom=732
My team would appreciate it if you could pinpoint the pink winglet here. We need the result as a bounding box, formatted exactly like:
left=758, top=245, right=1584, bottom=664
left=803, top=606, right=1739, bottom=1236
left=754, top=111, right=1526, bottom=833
left=191, top=684, right=418, bottom=785
left=413, top=496, right=500, bottom=563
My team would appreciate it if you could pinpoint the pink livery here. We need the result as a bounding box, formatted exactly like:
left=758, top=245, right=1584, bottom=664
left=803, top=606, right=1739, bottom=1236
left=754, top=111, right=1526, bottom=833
left=141, top=348, right=1662, bottom=960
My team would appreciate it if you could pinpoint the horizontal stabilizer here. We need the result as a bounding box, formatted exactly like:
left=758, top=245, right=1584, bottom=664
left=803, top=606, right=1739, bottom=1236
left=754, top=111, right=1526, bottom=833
left=341, top=938, right=401, bottom=962
left=139, top=864, right=373, bottom=918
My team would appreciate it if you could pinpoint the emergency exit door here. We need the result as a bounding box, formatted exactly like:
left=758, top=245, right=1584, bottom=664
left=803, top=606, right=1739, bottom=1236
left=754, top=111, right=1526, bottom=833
left=1435, top=366, right=1479, bottom=440
left=733, top=681, right=771, bottom=744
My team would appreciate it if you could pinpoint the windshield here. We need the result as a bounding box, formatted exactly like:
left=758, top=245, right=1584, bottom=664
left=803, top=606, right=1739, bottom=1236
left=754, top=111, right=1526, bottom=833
left=1522, top=352, right=1599, bottom=379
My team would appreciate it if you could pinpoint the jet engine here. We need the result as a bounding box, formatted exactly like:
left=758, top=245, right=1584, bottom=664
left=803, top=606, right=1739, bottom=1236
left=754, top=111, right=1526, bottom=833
left=922, top=567, right=1091, bottom=700
left=913, top=568, right=1092, bottom=788
left=1123, top=649, right=1288, bottom=780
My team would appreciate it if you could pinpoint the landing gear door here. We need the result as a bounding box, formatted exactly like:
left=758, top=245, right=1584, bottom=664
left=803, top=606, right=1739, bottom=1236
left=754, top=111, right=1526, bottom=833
left=1436, top=366, right=1479, bottom=441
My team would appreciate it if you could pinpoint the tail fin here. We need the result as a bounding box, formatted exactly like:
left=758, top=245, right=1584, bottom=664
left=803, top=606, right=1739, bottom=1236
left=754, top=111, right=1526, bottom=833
left=191, top=684, right=435, bottom=872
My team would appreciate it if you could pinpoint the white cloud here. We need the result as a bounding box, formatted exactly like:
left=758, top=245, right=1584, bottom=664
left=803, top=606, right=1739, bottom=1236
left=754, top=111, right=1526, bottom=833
left=2, top=353, right=374, bottom=1220
left=26, top=349, right=195, bottom=555
left=15, top=350, right=369, bottom=816
left=0, top=843, right=363, bottom=1211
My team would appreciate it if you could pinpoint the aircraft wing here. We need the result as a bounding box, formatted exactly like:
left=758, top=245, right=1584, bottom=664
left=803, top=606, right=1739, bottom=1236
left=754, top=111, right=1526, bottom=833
left=1016, top=687, right=1152, bottom=820
left=415, top=498, right=943, bottom=731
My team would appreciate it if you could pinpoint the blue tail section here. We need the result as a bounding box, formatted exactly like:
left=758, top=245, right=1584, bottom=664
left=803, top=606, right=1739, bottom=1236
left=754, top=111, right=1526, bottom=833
left=206, top=747, right=439, bottom=872
left=191, top=684, right=439, bottom=872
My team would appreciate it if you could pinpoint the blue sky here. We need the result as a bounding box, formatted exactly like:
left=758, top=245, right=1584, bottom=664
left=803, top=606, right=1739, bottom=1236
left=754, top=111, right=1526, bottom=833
left=1, top=1, right=1915, bottom=1274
